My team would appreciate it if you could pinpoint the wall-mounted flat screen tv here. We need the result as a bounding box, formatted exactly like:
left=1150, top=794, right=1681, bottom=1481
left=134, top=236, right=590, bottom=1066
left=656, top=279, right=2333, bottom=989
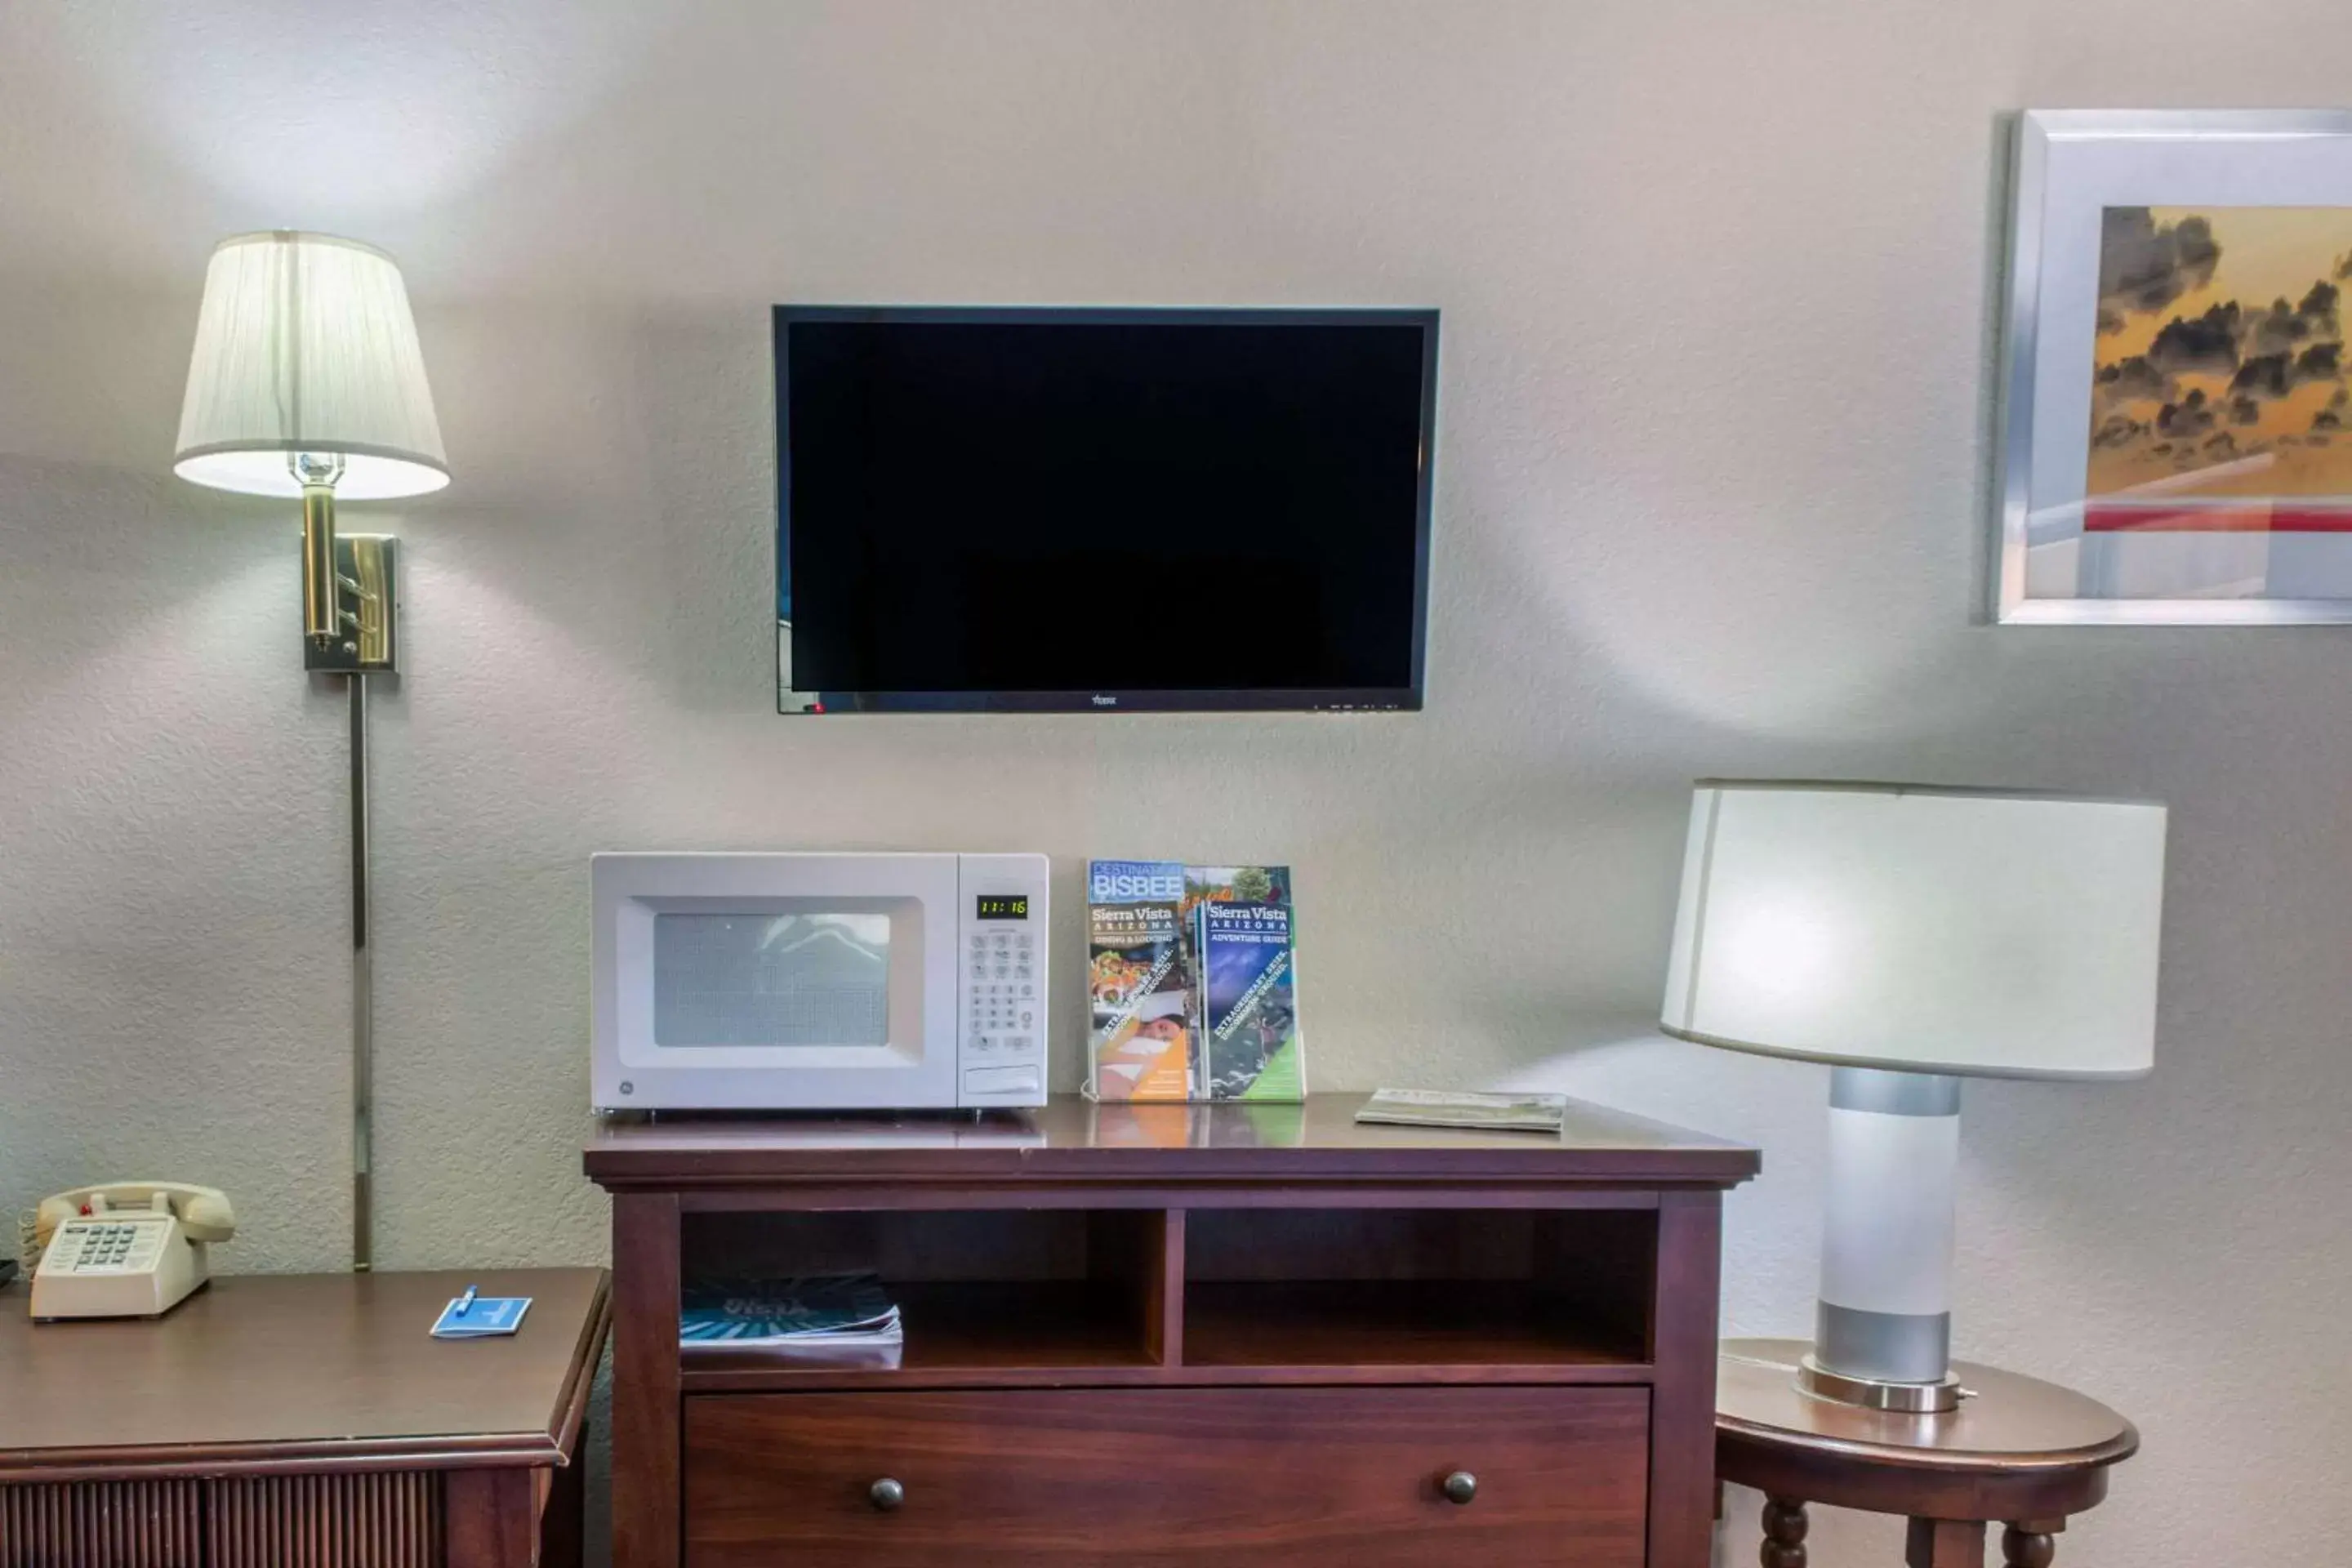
left=775, top=305, right=1437, bottom=713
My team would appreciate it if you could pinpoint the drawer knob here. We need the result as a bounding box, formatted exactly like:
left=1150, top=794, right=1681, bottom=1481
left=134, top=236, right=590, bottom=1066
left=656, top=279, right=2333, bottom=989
left=868, top=1477, right=906, bottom=1512
left=1441, top=1470, right=1478, bottom=1506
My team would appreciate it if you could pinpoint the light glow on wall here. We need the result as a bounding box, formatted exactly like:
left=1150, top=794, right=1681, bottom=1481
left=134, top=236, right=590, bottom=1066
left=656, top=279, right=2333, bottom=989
left=38, top=1, right=670, bottom=221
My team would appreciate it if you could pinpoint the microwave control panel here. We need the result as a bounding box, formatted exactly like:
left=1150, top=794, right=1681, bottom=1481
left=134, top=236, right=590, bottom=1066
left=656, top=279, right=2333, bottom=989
left=958, top=854, right=1050, bottom=1107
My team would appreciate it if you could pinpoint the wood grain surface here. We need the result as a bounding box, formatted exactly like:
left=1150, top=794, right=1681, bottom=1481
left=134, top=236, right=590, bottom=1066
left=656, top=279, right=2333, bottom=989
left=0, top=1268, right=609, bottom=1481
left=1645, top=1192, right=1726, bottom=1568
left=594, top=1096, right=1755, bottom=1568
left=207, top=1472, right=441, bottom=1567
left=1716, top=1338, right=2137, bottom=1525
left=0, top=1477, right=202, bottom=1567
left=611, top=1196, right=684, bottom=1568
left=684, top=1387, right=1650, bottom=1567
left=586, top=1093, right=1758, bottom=1190
left=1717, top=1340, right=2137, bottom=1467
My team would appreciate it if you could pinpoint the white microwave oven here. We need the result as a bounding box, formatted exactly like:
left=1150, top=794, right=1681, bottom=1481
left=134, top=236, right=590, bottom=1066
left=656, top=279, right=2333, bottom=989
left=590, top=852, right=1049, bottom=1111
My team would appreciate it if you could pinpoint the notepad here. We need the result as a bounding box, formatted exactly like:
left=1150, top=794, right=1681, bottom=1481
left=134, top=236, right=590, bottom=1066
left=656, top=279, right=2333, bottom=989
left=430, top=1295, right=532, bottom=1339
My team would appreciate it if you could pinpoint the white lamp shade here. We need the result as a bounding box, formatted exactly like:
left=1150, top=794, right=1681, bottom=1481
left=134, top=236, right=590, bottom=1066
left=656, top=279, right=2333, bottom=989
left=1660, top=782, right=2167, bottom=1080
left=173, top=231, right=448, bottom=500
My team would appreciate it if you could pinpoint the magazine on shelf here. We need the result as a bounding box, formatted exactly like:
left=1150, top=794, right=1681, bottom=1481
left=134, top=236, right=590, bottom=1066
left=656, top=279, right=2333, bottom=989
left=1196, top=897, right=1306, bottom=1102
left=1085, top=860, right=1196, bottom=1102
left=1354, top=1089, right=1570, bottom=1133
left=679, top=1271, right=903, bottom=1350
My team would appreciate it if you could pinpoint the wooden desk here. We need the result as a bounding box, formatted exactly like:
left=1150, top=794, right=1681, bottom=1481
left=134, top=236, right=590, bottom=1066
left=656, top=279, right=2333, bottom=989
left=1715, top=1338, right=2138, bottom=1568
left=0, top=1267, right=611, bottom=1568
left=586, top=1094, right=1757, bottom=1568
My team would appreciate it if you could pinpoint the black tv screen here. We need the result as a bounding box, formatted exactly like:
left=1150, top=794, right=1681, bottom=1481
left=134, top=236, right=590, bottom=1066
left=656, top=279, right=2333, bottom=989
left=775, top=306, right=1437, bottom=713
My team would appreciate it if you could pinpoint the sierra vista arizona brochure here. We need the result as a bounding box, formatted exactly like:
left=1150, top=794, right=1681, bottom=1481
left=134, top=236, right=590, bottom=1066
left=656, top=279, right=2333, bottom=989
left=1087, top=860, right=1196, bottom=1101
left=1197, top=899, right=1305, bottom=1101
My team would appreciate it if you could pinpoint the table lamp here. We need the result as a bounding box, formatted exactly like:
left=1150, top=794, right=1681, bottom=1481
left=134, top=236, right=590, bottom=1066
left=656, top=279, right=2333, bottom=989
left=1659, top=781, right=2166, bottom=1412
left=172, top=230, right=448, bottom=1272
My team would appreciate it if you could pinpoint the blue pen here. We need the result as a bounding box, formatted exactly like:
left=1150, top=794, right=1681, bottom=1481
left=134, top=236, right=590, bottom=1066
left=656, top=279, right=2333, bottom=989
left=455, top=1284, right=479, bottom=1317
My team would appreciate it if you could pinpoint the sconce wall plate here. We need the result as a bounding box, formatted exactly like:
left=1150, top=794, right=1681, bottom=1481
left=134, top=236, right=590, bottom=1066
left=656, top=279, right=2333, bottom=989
left=303, top=534, right=399, bottom=675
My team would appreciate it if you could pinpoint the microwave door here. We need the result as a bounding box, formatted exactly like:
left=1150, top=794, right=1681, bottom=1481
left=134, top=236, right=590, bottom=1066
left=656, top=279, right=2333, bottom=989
left=597, top=855, right=963, bottom=1110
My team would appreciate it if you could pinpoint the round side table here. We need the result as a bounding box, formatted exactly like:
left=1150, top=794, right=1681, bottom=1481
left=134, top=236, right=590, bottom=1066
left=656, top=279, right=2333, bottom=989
left=1716, top=1339, right=2138, bottom=1568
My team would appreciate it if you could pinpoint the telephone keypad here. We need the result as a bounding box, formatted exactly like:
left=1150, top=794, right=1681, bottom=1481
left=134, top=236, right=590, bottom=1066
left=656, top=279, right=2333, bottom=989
left=50, top=1218, right=167, bottom=1275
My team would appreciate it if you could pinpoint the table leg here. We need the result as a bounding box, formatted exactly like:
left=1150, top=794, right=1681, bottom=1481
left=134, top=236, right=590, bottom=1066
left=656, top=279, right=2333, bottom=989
left=1906, top=1517, right=1988, bottom=1568
left=540, top=1414, right=589, bottom=1568
left=2002, top=1517, right=2066, bottom=1568
left=446, top=1468, right=540, bottom=1568
left=1761, top=1496, right=1808, bottom=1568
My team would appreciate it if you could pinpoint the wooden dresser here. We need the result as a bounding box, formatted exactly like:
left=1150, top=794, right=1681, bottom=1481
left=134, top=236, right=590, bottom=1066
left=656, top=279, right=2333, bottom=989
left=0, top=1267, right=609, bottom=1568
left=586, top=1094, right=1757, bottom=1568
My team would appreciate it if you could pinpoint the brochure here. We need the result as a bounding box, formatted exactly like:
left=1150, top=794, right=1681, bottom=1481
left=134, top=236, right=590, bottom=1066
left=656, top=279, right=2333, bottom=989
left=1085, top=859, right=1196, bottom=1101
left=1183, top=864, right=1294, bottom=925
left=1088, top=860, right=1308, bottom=1102
left=1196, top=899, right=1306, bottom=1102
left=1353, top=1089, right=1570, bottom=1134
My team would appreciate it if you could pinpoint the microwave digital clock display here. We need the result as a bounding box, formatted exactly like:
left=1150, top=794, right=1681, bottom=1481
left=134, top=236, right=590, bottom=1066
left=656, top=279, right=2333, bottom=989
left=976, top=894, right=1030, bottom=920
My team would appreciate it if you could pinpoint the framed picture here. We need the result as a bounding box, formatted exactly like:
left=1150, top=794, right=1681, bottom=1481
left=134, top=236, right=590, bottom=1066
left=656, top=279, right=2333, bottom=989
left=1997, top=110, right=2352, bottom=624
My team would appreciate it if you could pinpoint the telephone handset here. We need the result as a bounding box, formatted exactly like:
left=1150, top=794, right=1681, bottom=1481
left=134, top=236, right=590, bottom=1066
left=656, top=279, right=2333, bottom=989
left=29, top=1182, right=236, bottom=1321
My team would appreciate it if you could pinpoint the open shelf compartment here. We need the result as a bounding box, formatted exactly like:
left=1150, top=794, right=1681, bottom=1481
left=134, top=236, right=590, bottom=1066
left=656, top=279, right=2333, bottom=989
left=679, top=1208, right=1175, bottom=1388
left=1179, top=1207, right=1655, bottom=1373
left=677, top=1202, right=1655, bottom=1388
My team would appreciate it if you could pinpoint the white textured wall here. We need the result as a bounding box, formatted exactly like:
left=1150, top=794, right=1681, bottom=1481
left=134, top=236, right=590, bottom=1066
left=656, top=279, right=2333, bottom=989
left=0, top=2, right=2344, bottom=1561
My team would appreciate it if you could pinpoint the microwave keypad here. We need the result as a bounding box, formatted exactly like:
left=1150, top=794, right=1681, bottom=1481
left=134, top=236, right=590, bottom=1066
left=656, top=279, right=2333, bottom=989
left=968, top=924, right=1039, bottom=1056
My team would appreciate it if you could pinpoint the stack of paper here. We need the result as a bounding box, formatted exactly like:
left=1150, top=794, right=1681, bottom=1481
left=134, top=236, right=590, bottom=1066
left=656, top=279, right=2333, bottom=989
left=1354, top=1089, right=1570, bottom=1134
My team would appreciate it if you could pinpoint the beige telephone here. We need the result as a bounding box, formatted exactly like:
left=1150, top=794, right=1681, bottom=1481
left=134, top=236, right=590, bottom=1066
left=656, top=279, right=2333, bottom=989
left=29, top=1183, right=236, bottom=1321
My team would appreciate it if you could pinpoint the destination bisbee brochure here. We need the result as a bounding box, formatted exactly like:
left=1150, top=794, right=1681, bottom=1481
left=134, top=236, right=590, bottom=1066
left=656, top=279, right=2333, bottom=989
left=1086, top=860, right=1196, bottom=1101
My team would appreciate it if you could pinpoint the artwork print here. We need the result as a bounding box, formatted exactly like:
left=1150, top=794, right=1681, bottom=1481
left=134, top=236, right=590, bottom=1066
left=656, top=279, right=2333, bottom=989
left=1997, top=113, right=2352, bottom=621
left=2078, top=205, right=2352, bottom=599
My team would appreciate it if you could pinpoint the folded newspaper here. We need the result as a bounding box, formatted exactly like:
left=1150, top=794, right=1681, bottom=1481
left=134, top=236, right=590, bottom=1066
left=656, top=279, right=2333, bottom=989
left=1354, top=1089, right=1569, bottom=1134
left=679, top=1271, right=904, bottom=1349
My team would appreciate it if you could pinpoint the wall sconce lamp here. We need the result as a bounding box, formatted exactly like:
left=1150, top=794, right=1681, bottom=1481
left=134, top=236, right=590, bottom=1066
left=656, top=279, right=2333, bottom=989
left=172, top=231, right=448, bottom=1272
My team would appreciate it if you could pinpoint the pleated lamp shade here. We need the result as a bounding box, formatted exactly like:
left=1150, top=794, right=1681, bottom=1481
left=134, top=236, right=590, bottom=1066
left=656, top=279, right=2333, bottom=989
left=173, top=232, right=448, bottom=501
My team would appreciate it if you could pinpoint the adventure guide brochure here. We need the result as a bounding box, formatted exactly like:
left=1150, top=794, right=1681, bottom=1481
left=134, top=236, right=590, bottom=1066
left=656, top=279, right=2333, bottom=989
left=1197, top=899, right=1306, bottom=1101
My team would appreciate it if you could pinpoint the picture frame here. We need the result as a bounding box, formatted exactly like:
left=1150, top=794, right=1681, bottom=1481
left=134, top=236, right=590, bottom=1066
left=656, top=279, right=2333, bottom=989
left=1996, top=110, right=2352, bottom=624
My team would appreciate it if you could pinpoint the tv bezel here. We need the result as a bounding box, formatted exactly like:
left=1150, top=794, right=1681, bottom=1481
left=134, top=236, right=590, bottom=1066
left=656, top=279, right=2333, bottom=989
left=773, top=304, right=1439, bottom=715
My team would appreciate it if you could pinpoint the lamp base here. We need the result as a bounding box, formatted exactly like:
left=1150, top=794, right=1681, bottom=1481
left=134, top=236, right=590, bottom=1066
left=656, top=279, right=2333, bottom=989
left=1797, top=1352, right=1967, bottom=1414
left=302, top=533, right=399, bottom=674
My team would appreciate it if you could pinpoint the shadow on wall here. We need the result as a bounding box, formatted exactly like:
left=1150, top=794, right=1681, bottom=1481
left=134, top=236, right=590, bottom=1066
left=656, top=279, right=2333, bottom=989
left=394, top=301, right=781, bottom=717
left=0, top=451, right=283, bottom=681
left=631, top=306, right=787, bottom=715
left=0, top=445, right=360, bottom=1275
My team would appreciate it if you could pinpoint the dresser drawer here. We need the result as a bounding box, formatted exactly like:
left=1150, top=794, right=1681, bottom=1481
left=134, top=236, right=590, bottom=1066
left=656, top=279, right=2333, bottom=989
left=685, top=1386, right=1649, bottom=1566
